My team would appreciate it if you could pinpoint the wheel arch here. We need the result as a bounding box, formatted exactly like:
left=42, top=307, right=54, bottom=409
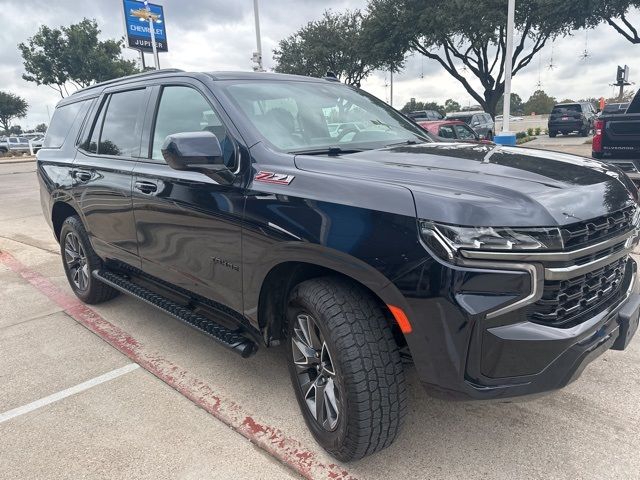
left=252, top=247, right=410, bottom=349
left=51, top=200, right=81, bottom=242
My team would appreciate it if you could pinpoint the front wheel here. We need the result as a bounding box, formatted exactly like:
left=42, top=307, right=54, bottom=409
left=286, top=277, right=407, bottom=461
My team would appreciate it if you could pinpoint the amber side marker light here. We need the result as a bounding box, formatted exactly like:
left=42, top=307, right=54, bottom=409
left=388, top=305, right=413, bottom=334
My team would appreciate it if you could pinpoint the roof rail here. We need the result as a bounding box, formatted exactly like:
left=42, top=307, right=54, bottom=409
left=71, top=68, right=185, bottom=95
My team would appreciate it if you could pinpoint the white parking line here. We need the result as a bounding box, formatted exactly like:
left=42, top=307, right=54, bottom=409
left=0, top=363, right=140, bottom=424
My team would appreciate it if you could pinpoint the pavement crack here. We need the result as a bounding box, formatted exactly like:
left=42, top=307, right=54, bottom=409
left=0, top=235, right=59, bottom=255
left=0, top=310, right=64, bottom=331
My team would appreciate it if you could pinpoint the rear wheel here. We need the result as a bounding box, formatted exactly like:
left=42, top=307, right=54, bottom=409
left=60, top=216, right=119, bottom=304
left=549, top=130, right=557, bottom=138
left=580, top=126, right=590, bottom=137
left=286, top=277, right=407, bottom=461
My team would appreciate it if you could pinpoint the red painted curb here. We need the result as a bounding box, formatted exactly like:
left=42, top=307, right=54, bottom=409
left=0, top=251, right=357, bottom=480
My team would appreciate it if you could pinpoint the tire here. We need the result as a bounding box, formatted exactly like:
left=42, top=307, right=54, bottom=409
left=580, top=126, right=589, bottom=137
left=549, top=130, right=557, bottom=138
left=59, top=215, right=119, bottom=304
left=286, top=277, right=407, bottom=461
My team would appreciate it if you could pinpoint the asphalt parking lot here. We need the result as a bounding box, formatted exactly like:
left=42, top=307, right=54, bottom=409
left=2, top=159, right=640, bottom=480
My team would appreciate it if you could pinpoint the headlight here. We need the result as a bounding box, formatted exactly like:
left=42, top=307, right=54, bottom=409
left=420, top=220, right=564, bottom=259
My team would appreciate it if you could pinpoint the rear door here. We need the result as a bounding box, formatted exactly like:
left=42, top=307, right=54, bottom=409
left=131, top=81, right=245, bottom=313
left=74, top=87, right=150, bottom=267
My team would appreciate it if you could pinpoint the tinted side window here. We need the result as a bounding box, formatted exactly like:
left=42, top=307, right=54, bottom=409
left=454, top=124, right=476, bottom=139
left=98, top=89, right=146, bottom=157
left=151, top=86, right=234, bottom=168
left=439, top=126, right=455, bottom=139
left=43, top=101, right=86, bottom=148
left=81, top=98, right=108, bottom=154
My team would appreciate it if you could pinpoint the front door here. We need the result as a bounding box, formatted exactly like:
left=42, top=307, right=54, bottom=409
left=132, top=83, right=245, bottom=313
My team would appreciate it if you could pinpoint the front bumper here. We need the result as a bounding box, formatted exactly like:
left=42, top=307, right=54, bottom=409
left=390, top=231, right=640, bottom=401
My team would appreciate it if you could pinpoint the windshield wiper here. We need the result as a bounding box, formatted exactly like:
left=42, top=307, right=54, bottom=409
left=289, top=146, right=365, bottom=156
left=384, top=139, right=426, bottom=148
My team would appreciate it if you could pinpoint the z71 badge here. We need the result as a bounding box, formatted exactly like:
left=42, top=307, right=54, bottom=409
left=254, top=171, right=295, bottom=185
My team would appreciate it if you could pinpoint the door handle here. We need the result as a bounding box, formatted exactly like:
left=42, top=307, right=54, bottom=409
left=71, top=169, right=92, bottom=182
left=134, top=180, right=158, bottom=194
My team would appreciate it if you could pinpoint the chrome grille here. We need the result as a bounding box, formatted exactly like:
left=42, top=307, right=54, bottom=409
left=528, top=257, right=629, bottom=327
left=561, top=205, right=636, bottom=249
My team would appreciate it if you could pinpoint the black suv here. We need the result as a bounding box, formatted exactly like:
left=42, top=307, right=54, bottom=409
left=549, top=102, right=596, bottom=137
left=38, top=70, right=640, bottom=461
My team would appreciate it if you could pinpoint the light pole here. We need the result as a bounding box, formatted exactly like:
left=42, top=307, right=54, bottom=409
left=495, top=0, right=516, bottom=146
left=144, top=0, right=160, bottom=69
left=252, top=0, right=264, bottom=71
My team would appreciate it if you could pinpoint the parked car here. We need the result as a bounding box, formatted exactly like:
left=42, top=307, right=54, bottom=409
left=445, top=111, right=495, bottom=140
left=29, top=135, right=45, bottom=153
left=39, top=69, right=640, bottom=461
left=548, top=102, right=596, bottom=137
left=495, top=114, right=524, bottom=122
left=407, top=109, right=443, bottom=121
left=418, top=119, right=491, bottom=144
left=600, top=102, right=630, bottom=117
left=0, top=136, right=32, bottom=154
left=593, top=90, right=640, bottom=185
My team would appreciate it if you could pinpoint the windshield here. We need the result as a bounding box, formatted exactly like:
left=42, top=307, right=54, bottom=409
left=222, top=80, right=430, bottom=152
left=448, top=115, right=472, bottom=124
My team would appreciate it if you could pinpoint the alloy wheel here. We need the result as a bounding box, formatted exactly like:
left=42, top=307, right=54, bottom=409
left=291, top=313, right=340, bottom=431
left=64, top=232, right=89, bottom=291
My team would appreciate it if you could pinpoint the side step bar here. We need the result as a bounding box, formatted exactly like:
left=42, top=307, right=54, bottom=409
left=93, top=269, right=258, bottom=358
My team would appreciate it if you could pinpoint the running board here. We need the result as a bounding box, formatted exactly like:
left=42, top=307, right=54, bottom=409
left=93, top=269, right=258, bottom=358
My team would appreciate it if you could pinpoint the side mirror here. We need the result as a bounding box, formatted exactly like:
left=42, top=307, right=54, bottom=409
left=162, top=131, right=234, bottom=184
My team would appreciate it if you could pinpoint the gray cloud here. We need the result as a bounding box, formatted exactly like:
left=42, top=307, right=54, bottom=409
left=0, top=0, right=638, bottom=127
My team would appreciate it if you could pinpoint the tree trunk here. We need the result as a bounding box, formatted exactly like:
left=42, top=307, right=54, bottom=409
left=484, top=85, right=504, bottom=119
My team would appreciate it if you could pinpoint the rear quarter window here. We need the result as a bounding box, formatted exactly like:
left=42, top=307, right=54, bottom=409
left=43, top=100, right=88, bottom=148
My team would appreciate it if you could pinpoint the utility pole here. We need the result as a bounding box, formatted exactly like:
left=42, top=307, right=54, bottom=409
left=390, top=70, right=394, bottom=107
left=252, top=0, right=264, bottom=71
left=496, top=0, right=516, bottom=146
left=144, top=0, right=160, bottom=69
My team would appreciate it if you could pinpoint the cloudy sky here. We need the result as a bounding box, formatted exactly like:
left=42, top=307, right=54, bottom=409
left=0, top=0, right=638, bottom=128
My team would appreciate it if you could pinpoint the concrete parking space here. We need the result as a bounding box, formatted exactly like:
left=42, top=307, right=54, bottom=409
left=523, top=134, right=593, bottom=158
left=2, top=161, right=640, bottom=479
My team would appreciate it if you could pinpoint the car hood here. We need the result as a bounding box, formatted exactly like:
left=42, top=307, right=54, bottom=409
left=294, top=143, right=637, bottom=227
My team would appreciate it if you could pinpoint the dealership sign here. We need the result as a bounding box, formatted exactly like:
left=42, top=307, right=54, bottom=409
left=123, top=0, right=168, bottom=52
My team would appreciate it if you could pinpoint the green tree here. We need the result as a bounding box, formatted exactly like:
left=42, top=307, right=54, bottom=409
left=35, top=123, right=48, bottom=133
left=579, top=1, right=640, bottom=44
left=444, top=99, right=461, bottom=113
left=0, top=91, right=28, bottom=133
left=19, top=19, right=139, bottom=97
left=606, top=89, right=636, bottom=103
left=274, top=10, right=403, bottom=86
left=496, top=93, right=524, bottom=115
left=400, top=100, right=445, bottom=116
left=558, top=98, right=576, bottom=104
left=366, top=0, right=579, bottom=117
left=9, top=125, right=23, bottom=135
left=524, top=90, right=556, bottom=115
